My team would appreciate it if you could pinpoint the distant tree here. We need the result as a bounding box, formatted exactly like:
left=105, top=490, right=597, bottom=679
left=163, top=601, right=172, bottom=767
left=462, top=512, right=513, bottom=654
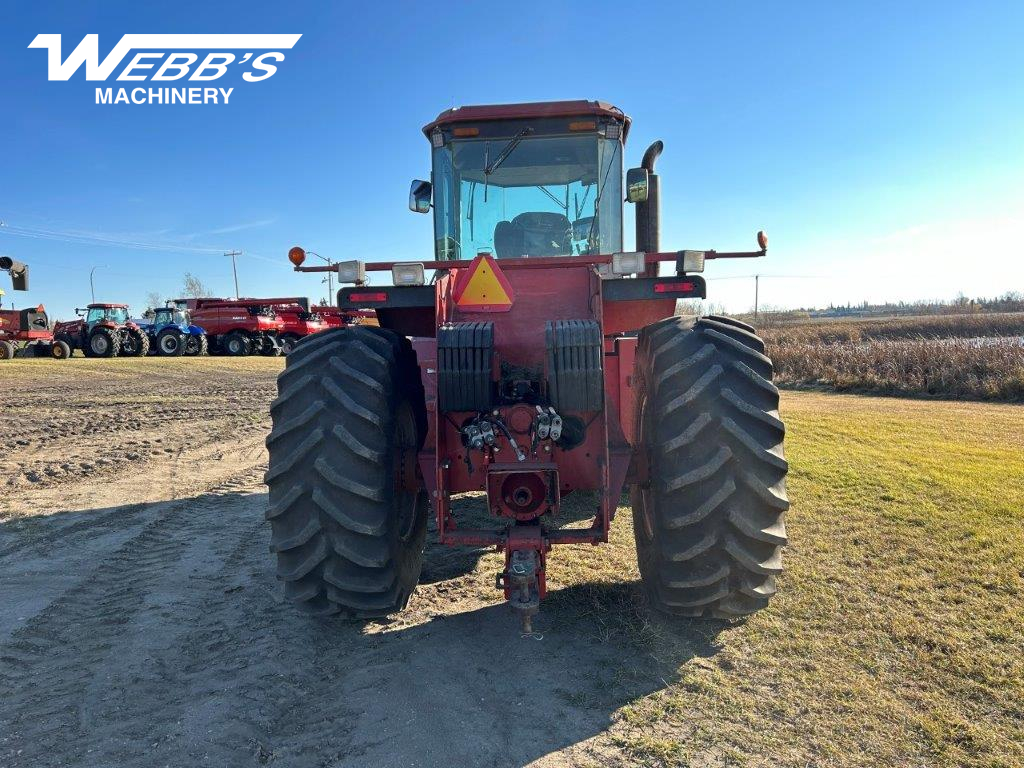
left=142, top=290, right=163, bottom=318
left=181, top=272, right=212, bottom=299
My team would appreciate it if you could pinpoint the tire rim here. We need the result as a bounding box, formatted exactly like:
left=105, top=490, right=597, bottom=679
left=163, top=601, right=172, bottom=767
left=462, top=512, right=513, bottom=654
left=228, top=338, right=242, bottom=354
left=161, top=335, right=179, bottom=354
left=92, top=335, right=109, bottom=354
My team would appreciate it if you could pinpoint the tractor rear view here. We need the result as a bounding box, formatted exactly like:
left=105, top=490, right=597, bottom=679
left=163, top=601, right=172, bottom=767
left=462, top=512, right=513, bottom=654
left=266, top=101, right=788, bottom=629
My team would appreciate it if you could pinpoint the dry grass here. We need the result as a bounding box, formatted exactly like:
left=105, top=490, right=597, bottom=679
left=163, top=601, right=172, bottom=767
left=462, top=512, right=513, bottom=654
left=771, top=337, right=1024, bottom=401
left=551, top=392, right=1024, bottom=767
left=760, top=313, right=1024, bottom=401
left=762, top=312, right=1024, bottom=345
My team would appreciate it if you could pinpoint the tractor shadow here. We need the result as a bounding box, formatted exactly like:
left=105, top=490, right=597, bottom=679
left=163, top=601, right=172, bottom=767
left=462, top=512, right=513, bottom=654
left=329, top=580, right=728, bottom=768
left=0, top=491, right=729, bottom=768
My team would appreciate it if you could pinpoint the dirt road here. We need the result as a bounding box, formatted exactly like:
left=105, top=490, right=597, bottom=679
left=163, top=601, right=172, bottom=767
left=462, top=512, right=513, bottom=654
left=0, top=358, right=708, bottom=768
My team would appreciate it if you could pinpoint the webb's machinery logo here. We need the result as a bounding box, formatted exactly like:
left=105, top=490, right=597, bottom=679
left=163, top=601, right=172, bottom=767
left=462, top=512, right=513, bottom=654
left=27, top=34, right=302, bottom=105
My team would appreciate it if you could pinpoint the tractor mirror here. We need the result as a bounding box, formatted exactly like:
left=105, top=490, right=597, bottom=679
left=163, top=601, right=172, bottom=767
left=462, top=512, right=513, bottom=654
left=625, top=167, right=649, bottom=203
left=409, top=179, right=432, bottom=214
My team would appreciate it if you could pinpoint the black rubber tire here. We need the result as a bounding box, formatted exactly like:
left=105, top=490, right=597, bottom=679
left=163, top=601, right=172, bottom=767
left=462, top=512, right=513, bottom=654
left=0, top=341, right=14, bottom=360
left=279, top=333, right=301, bottom=356
left=184, top=334, right=208, bottom=356
left=55, top=334, right=76, bottom=357
left=51, top=340, right=71, bottom=360
left=156, top=328, right=186, bottom=356
left=265, top=326, right=428, bottom=617
left=223, top=331, right=251, bottom=357
left=260, top=335, right=283, bottom=357
left=88, top=327, right=120, bottom=358
left=122, top=327, right=150, bottom=357
left=631, top=316, right=788, bottom=619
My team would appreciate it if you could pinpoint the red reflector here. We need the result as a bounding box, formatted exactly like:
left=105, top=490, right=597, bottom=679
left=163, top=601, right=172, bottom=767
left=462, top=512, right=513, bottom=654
left=654, top=281, right=695, bottom=293
left=348, top=292, right=387, bottom=302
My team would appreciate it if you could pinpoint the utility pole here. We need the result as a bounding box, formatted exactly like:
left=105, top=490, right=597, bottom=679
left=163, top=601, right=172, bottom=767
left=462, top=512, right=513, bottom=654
left=754, top=274, right=760, bottom=322
left=225, top=250, right=242, bottom=299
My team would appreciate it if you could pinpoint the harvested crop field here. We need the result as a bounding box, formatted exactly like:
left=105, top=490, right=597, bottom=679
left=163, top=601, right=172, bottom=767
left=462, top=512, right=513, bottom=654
left=1, top=357, right=1022, bottom=767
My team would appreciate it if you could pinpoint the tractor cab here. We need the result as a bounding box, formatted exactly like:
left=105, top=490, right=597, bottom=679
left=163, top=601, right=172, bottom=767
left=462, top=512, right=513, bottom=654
left=412, top=101, right=626, bottom=261
left=81, top=304, right=129, bottom=328
left=152, top=307, right=190, bottom=327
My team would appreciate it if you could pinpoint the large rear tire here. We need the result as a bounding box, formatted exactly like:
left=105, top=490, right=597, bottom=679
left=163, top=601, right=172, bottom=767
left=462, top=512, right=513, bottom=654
left=632, top=316, right=788, bottom=618
left=88, top=327, right=120, bottom=358
left=265, top=327, right=428, bottom=616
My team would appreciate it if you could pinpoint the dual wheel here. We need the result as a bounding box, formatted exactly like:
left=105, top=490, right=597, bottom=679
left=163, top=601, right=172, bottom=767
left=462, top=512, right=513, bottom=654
left=266, top=317, right=788, bottom=621
left=265, top=327, right=428, bottom=616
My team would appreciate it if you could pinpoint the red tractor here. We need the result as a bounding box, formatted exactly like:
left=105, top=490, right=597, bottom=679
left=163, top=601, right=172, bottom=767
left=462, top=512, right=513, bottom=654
left=0, top=305, right=69, bottom=360
left=176, top=297, right=288, bottom=356
left=53, top=303, right=149, bottom=358
left=267, top=101, right=788, bottom=630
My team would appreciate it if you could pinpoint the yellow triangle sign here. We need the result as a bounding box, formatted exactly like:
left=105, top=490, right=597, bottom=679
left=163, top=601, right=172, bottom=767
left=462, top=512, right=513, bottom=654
left=453, top=254, right=514, bottom=311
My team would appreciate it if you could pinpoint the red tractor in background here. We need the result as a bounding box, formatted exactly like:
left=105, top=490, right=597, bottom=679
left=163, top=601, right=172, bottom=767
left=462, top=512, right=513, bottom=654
left=0, top=305, right=69, bottom=360
left=53, top=304, right=149, bottom=358
left=267, top=101, right=789, bottom=631
left=175, top=297, right=290, bottom=356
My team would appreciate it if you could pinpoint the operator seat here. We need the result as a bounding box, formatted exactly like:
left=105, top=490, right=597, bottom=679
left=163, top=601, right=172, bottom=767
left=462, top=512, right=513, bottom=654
left=494, top=212, right=572, bottom=258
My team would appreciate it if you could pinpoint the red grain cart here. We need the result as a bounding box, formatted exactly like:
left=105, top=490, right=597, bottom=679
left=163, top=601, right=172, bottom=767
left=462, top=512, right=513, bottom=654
left=0, top=305, right=69, bottom=360
left=267, top=101, right=789, bottom=630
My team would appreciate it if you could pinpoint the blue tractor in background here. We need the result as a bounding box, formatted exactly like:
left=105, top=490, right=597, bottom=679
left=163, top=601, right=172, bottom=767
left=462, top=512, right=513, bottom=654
left=137, top=306, right=208, bottom=356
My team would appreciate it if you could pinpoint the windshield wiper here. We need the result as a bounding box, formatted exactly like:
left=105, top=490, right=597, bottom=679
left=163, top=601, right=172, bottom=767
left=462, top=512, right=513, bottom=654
left=484, top=127, right=533, bottom=201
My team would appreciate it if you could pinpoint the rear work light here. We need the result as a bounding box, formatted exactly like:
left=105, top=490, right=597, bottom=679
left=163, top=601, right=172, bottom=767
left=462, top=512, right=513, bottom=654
left=336, top=260, right=366, bottom=285
left=347, top=292, right=388, bottom=303
left=611, top=252, right=645, bottom=276
left=391, top=263, right=425, bottom=286
left=678, top=250, right=706, bottom=273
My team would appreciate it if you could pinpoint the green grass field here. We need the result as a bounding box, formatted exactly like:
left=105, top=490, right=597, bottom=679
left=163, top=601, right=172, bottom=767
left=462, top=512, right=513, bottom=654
left=552, top=391, right=1024, bottom=767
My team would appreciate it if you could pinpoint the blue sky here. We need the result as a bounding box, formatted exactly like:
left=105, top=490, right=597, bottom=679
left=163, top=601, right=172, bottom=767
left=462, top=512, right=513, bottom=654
left=1, top=0, right=1022, bottom=320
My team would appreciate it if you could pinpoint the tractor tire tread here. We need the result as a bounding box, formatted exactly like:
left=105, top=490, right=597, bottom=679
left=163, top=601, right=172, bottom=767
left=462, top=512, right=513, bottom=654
left=265, top=327, right=427, bottom=617
left=633, top=315, right=788, bottom=619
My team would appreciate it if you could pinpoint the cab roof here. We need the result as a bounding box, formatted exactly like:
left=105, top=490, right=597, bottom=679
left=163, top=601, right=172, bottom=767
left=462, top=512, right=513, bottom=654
left=423, top=100, right=630, bottom=142
left=87, top=303, right=128, bottom=309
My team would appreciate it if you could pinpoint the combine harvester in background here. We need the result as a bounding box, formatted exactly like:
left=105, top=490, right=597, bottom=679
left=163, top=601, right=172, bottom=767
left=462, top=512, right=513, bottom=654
left=53, top=303, right=149, bottom=358
left=268, top=299, right=327, bottom=355
left=173, top=297, right=330, bottom=356
left=266, top=100, right=789, bottom=631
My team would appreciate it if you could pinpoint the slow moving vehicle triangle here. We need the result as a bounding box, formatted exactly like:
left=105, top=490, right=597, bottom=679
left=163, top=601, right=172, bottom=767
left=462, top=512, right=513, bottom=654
left=453, top=253, right=514, bottom=312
